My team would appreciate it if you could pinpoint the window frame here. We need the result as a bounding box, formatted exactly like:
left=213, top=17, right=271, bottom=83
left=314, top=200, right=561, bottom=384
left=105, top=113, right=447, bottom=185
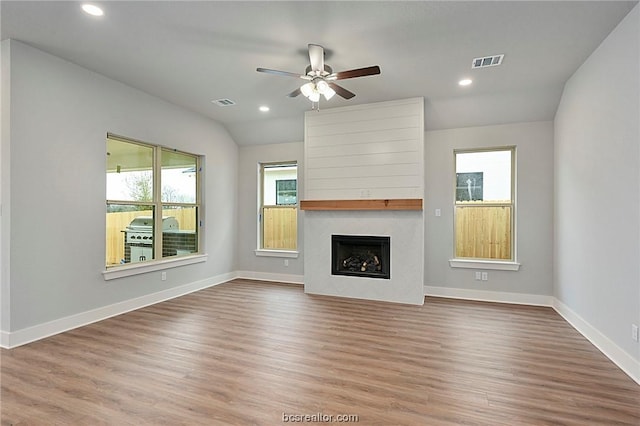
left=255, top=161, right=299, bottom=257
left=450, top=146, right=519, bottom=270
left=104, top=133, right=203, bottom=275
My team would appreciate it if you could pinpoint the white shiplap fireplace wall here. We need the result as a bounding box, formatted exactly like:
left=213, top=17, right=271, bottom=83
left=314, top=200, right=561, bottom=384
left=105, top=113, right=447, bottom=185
left=303, top=98, right=425, bottom=305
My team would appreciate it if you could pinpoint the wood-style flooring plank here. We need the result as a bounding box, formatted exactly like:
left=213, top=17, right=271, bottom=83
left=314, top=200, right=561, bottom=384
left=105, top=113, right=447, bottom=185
left=1, top=279, right=638, bottom=425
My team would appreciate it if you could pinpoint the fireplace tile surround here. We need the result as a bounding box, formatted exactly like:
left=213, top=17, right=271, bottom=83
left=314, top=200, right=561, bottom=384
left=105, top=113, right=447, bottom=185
left=303, top=210, right=424, bottom=305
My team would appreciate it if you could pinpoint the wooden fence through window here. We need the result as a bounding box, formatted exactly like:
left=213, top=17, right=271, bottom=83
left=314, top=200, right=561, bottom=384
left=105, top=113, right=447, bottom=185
left=455, top=205, right=511, bottom=260
left=262, top=206, right=297, bottom=250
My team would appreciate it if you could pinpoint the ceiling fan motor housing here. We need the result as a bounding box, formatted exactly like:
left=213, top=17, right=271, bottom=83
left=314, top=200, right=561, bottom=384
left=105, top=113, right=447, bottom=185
left=306, top=64, right=333, bottom=77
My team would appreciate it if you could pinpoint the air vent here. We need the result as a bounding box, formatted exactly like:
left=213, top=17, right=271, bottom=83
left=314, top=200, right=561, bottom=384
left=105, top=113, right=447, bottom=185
left=471, top=54, right=504, bottom=69
left=212, top=98, right=236, bottom=107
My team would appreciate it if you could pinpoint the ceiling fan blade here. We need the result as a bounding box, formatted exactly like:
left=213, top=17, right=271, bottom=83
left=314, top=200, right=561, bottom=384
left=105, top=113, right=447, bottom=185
left=328, top=82, right=356, bottom=99
left=256, top=68, right=309, bottom=79
left=287, top=87, right=302, bottom=98
left=328, top=65, right=381, bottom=81
left=308, top=44, right=324, bottom=74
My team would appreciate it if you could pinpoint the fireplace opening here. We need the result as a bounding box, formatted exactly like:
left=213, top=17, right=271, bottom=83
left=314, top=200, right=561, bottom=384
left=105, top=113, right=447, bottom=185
left=331, top=235, right=390, bottom=279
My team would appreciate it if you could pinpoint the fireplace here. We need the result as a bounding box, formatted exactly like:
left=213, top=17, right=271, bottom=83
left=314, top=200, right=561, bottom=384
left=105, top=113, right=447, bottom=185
left=331, top=235, right=390, bottom=279
left=304, top=211, right=423, bottom=304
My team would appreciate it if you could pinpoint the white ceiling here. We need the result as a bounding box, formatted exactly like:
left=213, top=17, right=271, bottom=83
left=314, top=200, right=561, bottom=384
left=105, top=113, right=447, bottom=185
left=1, top=1, right=637, bottom=146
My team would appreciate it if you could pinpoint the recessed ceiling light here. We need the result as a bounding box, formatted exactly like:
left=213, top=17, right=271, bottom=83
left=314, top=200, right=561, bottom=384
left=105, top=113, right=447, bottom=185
left=82, top=4, right=104, bottom=17
left=259, top=106, right=270, bottom=112
left=458, top=79, right=472, bottom=86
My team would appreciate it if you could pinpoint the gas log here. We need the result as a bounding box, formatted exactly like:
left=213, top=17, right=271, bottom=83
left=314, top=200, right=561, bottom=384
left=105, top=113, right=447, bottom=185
left=342, top=252, right=382, bottom=273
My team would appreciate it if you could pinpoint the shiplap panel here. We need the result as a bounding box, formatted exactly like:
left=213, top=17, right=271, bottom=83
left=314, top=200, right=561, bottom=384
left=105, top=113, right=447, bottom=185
left=306, top=163, right=422, bottom=180
left=305, top=101, right=421, bottom=127
left=306, top=128, right=419, bottom=148
left=306, top=175, right=421, bottom=191
left=304, top=97, right=424, bottom=201
left=306, top=116, right=420, bottom=138
left=307, top=139, right=419, bottom=159
left=306, top=151, right=418, bottom=169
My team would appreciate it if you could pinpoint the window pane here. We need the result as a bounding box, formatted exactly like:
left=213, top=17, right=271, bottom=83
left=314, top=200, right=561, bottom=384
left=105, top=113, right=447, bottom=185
left=261, top=164, right=297, bottom=250
left=455, top=205, right=511, bottom=260
left=456, top=150, right=511, bottom=203
left=276, top=179, right=297, bottom=205
left=161, top=206, right=198, bottom=258
left=162, top=149, right=197, bottom=203
left=263, top=165, right=297, bottom=206
left=454, top=148, right=514, bottom=261
left=106, top=139, right=153, bottom=202
left=106, top=204, right=155, bottom=266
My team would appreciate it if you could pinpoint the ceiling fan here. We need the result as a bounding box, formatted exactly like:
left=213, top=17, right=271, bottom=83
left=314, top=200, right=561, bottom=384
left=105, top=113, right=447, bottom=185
left=256, top=44, right=381, bottom=103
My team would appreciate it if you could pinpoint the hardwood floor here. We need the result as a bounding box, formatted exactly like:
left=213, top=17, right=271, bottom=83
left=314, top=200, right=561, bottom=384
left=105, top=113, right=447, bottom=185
left=1, top=279, right=638, bottom=425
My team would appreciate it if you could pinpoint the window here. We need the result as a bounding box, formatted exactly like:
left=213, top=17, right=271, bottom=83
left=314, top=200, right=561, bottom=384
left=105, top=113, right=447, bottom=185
left=106, top=134, right=201, bottom=268
left=259, top=163, right=298, bottom=251
left=454, top=147, right=514, bottom=261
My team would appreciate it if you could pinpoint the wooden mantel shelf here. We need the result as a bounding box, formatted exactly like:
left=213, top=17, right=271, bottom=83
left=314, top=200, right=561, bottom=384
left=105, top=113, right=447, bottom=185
left=300, top=199, right=423, bottom=211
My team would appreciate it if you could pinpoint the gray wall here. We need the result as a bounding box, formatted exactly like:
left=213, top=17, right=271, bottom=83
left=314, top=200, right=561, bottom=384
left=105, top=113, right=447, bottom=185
left=1, top=40, right=238, bottom=332
left=236, top=142, right=304, bottom=277
left=1, top=40, right=11, bottom=331
left=238, top=121, right=556, bottom=297
left=554, top=5, right=639, bottom=362
left=425, top=121, right=555, bottom=296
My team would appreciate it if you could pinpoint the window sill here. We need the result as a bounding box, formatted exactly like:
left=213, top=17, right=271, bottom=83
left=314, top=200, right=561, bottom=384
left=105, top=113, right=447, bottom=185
left=255, top=249, right=299, bottom=259
left=449, top=259, right=520, bottom=271
left=103, top=254, right=208, bottom=280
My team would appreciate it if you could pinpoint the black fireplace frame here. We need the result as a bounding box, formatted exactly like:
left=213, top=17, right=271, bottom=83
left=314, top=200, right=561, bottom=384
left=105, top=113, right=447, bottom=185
left=331, top=234, right=391, bottom=279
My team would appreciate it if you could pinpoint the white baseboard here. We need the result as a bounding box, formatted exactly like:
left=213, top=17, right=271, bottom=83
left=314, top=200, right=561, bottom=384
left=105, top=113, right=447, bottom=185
left=424, top=285, right=639, bottom=385
left=553, top=298, right=640, bottom=385
left=235, top=270, right=304, bottom=285
left=0, top=330, right=9, bottom=348
left=424, top=285, right=553, bottom=306
left=1, top=271, right=236, bottom=349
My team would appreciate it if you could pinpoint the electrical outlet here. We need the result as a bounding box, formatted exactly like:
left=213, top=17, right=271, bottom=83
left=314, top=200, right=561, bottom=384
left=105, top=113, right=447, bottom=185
left=475, top=272, right=482, bottom=281
left=481, top=272, right=488, bottom=281
left=284, top=259, right=289, bottom=267
left=435, top=209, right=441, bottom=217
left=161, top=272, right=167, bottom=281
left=632, top=324, right=639, bottom=342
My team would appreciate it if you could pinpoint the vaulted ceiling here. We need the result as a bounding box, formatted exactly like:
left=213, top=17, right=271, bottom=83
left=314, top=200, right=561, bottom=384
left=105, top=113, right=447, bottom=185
left=1, top=1, right=636, bottom=145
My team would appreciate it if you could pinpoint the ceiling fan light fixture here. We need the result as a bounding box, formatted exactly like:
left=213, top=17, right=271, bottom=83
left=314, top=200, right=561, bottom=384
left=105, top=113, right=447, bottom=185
left=323, top=86, right=336, bottom=100
left=300, top=82, right=315, bottom=98
left=308, top=91, right=321, bottom=103
left=300, top=79, right=336, bottom=102
left=316, top=80, right=329, bottom=93
left=315, top=80, right=335, bottom=100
